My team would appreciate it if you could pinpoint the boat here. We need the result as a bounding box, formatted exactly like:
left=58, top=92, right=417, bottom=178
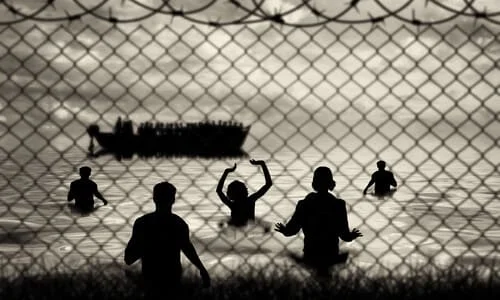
left=87, top=118, right=250, bottom=159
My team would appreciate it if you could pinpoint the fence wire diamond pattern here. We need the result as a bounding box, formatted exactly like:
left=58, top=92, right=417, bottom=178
left=0, top=14, right=500, bottom=278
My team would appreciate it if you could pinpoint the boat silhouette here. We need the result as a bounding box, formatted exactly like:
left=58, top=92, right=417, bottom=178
left=87, top=118, right=250, bottom=160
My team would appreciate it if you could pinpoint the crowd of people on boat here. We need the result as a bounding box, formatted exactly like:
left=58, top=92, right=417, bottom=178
left=67, top=160, right=397, bottom=299
left=99, top=118, right=248, bottom=158
left=113, top=117, right=244, bottom=138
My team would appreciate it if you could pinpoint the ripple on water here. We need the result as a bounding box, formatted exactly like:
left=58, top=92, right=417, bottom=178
left=58, top=245, right=73, bottom=253
left=42, top=231, right=127, bottom=257
left=0, top=244, right=23, bottom=254
left=0, top=219, right=43, bottom=231
left=1, top=152, right=499, bottom=274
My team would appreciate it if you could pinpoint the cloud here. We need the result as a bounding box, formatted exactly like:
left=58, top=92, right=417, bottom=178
left=1, top=0, right=500, bottom=133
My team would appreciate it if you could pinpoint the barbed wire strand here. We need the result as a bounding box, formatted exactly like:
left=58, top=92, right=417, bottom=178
left=1, top=0, right=500, bottom=27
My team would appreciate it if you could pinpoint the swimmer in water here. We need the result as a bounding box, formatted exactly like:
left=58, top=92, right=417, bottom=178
left=363, top=160, right=397, bottom=197
left=67, top=166, right=108, bottom=213
left=216, top=159, right=272, bottom=229
left=275, top=166, right=362, bottom=276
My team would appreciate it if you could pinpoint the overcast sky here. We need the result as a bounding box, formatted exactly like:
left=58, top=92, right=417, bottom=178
left=0, top=0, right=499, bottom=152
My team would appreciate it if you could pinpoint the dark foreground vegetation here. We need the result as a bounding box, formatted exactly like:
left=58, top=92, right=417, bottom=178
left=1, top=263, right=499, bottom=300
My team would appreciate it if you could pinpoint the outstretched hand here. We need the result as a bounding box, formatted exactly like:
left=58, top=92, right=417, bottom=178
left=275, top=222, right=286, bottom=234
left=350, top=228, right=362, bottom=240
left=249, top=159, right=266, bottom=166
left=224, top=163, right=236, bottom=173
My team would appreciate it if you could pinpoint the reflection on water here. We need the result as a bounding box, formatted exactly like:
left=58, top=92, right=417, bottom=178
left=1, top=148, right=500, bottom=276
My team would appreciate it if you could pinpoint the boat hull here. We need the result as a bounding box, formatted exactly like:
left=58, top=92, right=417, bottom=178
left=88, top=125, right=250, bottom=159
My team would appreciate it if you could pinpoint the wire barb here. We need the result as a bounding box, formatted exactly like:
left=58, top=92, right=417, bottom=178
left=0, top=2, right=498, bottom=280
left=0, top=0, right=496, bottom=25
left=269, top=14, right=285, bottom=24
left=348, top=0, right=362, bottom=13
left=229, top=0, right=241, bottom=7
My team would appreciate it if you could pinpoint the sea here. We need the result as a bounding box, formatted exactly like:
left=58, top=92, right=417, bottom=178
left=1, top=2, right=500, bottom=278
left=0, top=139, right=499, bottom=277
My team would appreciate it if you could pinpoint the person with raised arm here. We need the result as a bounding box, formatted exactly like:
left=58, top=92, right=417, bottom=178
left=216, top=159, right=272, bottom=228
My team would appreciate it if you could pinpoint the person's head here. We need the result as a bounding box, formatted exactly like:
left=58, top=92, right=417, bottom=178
left=377, top=160, right=386, bottom=170
left=79, top=166, right=91, bottom=179
left=153, top=182, right=176, bottom=210
left=227, top=180, right=248, bottom=201
left=312, top=166, right=336, bottom=192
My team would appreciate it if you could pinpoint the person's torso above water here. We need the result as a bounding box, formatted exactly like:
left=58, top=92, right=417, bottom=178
left=296, top=192, right=351, bottom=259
left=135, top=213, right=187, bottom=277
left=229, top=198, right=255, bottom=226
left=373, top=170, right=395, bottom=193
left=299, top=192, right=347, bottom=239
left=71, top=179, right=97, bottom=204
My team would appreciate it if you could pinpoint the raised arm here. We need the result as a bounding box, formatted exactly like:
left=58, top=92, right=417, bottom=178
left=180, top=222, right=211, bottom=287
left=216, top=164, right=236, bottom=208
left=248, top=159, right=272, bottom=202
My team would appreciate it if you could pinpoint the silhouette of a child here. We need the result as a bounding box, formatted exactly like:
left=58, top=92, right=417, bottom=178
left=275, top=166, right=362, bottom=276
left=125, top=182, right=210, bottom=298
left=216, top=159, right=272, bottom=228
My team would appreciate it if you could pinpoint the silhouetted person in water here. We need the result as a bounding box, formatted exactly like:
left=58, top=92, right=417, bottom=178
left=125, top=182, right=210, bottom=299
left=67, top=166, right=108, bottom=213
left=275, top=166, right=362, bottom=276
left=217, top=159, right=272, bottom=228
left=363, top=160, right=397, bottom=196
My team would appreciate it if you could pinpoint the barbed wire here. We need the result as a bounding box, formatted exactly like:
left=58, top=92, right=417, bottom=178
left=1, top=1, right=500, bottom=277
left=1, top=0, right=500, bottom=27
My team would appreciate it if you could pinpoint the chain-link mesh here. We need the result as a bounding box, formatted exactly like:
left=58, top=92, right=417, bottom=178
left=1, top=0, right=500, bottom=279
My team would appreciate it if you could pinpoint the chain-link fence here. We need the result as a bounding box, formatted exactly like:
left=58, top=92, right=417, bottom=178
left=1, top=0, right=500, bottom=279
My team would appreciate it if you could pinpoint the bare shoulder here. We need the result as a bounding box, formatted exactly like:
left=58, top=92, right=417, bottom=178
left=134, top=213, right=156, bottom=226
left=133, top=214, right=148, bottom=225
left=296, top=195, right=313, bottom=210
left=171, top=214, right=189, bottom=229
left=303, top=192, right=317, bottom=201
left=333, top=196, right=347, bottom=206
left=171, top=213, right=187, bottom=222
